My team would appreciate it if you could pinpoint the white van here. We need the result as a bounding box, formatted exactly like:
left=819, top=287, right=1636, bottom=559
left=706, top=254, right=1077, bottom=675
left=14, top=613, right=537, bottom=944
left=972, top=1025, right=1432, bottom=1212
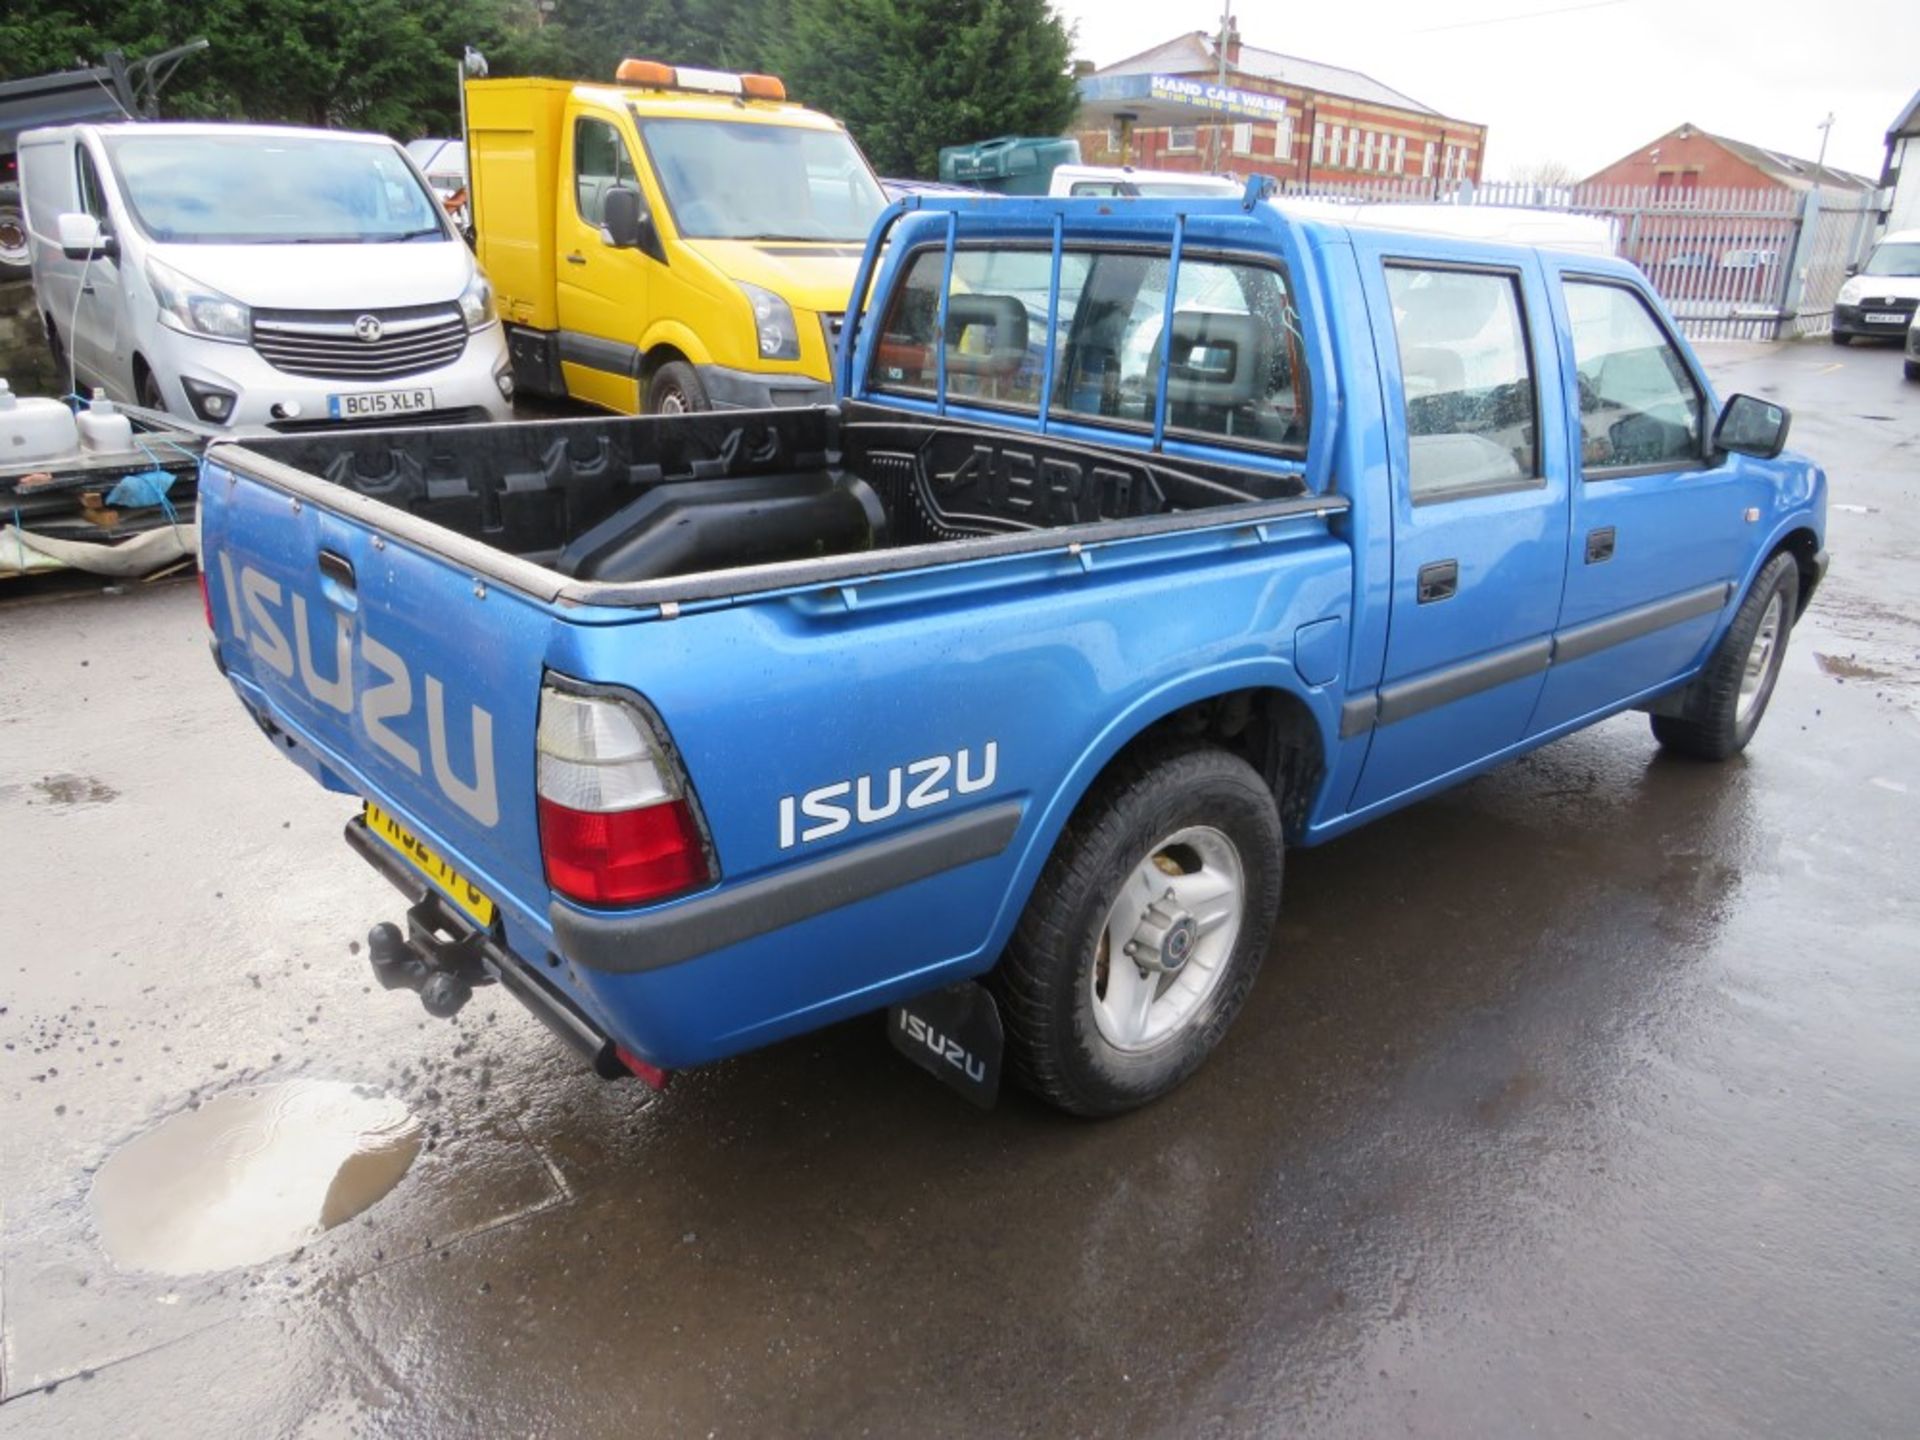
left=18, top=122, right=514, bottom=428
left=1048, top=165, right=1244, bottom=199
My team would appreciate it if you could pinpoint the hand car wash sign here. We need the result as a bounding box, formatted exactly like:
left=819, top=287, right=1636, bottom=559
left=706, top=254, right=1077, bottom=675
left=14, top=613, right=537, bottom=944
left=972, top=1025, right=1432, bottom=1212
left=1145, top=75, right=1287, bottom=121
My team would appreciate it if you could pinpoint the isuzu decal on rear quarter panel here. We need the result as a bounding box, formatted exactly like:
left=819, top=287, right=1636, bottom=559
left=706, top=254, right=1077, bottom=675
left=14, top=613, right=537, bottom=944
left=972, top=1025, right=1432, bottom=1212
left=777, top=742, right=999, bottom=848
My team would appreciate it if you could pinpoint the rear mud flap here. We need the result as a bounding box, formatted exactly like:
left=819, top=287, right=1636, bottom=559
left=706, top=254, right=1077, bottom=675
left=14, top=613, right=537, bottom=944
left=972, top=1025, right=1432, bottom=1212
left=886, top=981, right=1004, bottom=1110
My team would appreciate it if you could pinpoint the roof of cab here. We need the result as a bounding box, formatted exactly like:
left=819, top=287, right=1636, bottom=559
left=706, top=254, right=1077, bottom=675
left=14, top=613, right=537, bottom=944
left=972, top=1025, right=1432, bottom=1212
left=572, top=82, right=845, bottom=131
left=27, top=119, right=401, bottom=146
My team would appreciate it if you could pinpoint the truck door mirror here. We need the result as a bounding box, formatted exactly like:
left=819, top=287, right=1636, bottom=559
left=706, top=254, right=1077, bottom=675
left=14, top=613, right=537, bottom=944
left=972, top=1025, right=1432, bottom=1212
left=1843, top=262, right=1859, bottom=278
left=1713, top=392, right=1791, bottom=460
left=57, top=211, right=116, bottom=263
left=599, top=186, right=650, bottom=250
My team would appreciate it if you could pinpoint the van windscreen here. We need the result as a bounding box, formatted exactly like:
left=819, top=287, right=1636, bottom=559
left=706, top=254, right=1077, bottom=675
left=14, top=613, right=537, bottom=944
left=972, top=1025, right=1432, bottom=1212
left=637, top=119, right=885, bottom=243
left=101, top=134, right=448, bottom=245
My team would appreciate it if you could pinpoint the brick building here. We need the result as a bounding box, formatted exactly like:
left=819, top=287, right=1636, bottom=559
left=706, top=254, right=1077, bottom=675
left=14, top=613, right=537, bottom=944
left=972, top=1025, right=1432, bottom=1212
left=1580, top=123, right=1877, bottom=196
left=1073, top=28, right=1486, bottom=188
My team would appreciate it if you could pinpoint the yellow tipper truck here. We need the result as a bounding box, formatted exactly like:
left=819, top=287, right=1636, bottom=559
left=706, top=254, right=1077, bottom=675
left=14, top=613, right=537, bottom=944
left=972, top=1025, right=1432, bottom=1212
left=465, top=59, right=889, bottom=414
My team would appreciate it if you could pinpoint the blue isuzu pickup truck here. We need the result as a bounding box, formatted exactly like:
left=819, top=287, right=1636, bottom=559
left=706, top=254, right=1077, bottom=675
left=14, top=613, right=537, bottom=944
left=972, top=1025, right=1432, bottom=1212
left=198, top=188, right=1826, bottom=1115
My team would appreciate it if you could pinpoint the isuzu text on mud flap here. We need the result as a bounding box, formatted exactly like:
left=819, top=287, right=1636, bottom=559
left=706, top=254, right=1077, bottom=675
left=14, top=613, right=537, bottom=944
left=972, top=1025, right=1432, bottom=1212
left=199, top=177, right=1828, bottom=1117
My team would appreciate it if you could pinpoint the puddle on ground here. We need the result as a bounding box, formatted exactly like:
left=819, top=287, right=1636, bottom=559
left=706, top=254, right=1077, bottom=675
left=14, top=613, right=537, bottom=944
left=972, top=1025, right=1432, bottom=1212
left=1816, top=652, right=1894, bottom=682
left=90, top=1080, right=421, bottom=1276
left=32, top=772, right=118, bottom=806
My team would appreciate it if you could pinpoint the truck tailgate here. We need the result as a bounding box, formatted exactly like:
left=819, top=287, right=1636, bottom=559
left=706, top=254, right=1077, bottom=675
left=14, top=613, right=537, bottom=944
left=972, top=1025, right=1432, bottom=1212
left=201, top=448, right=556, bottom=933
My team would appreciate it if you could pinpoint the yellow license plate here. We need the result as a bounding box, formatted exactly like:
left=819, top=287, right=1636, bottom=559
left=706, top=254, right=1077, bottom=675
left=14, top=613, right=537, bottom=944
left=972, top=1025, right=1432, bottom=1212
left=363, top=801, right=497, bottom=927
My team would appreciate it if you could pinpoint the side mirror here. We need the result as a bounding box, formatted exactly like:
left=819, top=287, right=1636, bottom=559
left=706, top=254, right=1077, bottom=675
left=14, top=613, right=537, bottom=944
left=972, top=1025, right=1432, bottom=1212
left=1843, top=262, right=1859, bottom=277
left=1714, top=393, right=1791, bottom=460
left=599, top=186, right=650, bottom=250
left=57, top=211, right=116, bottom=262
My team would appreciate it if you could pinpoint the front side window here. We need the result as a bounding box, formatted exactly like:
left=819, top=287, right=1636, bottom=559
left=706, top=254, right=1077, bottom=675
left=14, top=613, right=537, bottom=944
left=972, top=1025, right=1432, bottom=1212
left=574, top=116, right=639, bottom=226
left=638, top=119, right=885, bottom=242
left=1563, top=280, right=1704, bottom=470
left=101, top=134, right=444, bottom=244
left=1385, top=265, right=1538, bottom=501
left=76, top=147, right=110, bottom=223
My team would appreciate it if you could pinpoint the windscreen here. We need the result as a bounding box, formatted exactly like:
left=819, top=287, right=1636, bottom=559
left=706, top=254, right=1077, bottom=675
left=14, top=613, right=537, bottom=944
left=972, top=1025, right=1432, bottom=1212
left=638, top=118, right=886, bottom=242
left=102, top=133, right=448, bottom=244
left=1861, top=241, right=1920, bottom=277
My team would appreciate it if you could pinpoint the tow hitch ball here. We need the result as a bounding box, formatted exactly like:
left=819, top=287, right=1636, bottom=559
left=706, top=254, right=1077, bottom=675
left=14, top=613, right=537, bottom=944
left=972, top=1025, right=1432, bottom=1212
left=366, top=912, right=490, bottom=1019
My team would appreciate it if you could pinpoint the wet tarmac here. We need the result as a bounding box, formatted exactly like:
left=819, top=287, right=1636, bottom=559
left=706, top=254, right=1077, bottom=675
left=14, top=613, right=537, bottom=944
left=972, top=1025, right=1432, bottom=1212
left=0, top=338, right=1915, bottom=1436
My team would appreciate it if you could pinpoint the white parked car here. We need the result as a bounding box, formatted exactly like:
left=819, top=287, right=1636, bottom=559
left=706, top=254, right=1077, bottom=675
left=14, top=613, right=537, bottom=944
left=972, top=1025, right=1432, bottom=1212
left=18, top=122, right=513, bottom=428
left=1048, top=165, right=1244, bottom=199
left=1831, top=228, right=1920, bottom=345
left=1905, top=311, right=1918, bottom=383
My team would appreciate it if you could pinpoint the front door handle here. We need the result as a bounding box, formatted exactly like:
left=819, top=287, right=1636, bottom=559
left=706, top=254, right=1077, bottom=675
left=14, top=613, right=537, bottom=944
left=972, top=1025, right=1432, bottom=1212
left=1585, top=526, right=1616, bottom=564
left=1417, top=559, right=1458, bottom=604
left=565, top=251, right=587, bottom=265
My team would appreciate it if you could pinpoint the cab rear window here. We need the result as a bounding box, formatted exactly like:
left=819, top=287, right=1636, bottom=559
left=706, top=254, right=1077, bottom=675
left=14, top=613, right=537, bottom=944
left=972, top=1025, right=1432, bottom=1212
left=869, top=243, right=1310, bottom=456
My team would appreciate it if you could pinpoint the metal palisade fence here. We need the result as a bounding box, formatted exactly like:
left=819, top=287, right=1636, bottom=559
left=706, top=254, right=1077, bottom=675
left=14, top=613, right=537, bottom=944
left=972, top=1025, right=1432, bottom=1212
left=1277, top=176, right=1882, bottom=341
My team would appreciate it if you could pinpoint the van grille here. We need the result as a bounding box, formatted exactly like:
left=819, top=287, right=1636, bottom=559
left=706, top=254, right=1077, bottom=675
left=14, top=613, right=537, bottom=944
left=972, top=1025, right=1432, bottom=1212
left=251, top=304, right=468, bottom=381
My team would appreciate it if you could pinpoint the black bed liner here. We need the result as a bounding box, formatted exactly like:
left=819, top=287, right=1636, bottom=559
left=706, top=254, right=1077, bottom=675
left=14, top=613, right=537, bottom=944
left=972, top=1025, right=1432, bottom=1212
left=233, top=401, right=1312, bottom=588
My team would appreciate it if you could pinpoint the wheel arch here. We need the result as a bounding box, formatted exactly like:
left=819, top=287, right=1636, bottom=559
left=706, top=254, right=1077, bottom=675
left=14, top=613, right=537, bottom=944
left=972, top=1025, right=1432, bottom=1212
left=1766, top=525, right=1823, bottom=621
left=984, top=664, right=1336, bottom=971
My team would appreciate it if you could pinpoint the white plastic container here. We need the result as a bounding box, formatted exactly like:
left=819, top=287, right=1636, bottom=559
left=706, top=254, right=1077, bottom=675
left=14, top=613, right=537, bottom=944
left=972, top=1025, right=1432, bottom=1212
left=0, top=378, right=82, bottom=465
left=76, top=388, right=135, bottom=455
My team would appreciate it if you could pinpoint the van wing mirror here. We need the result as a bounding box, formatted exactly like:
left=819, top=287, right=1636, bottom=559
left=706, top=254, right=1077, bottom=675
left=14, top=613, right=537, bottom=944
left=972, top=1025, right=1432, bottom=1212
left=1713, top=393, right=1791, bottom=460
left=57, top=211, right=116, bottom=263
left=599, top=187, right=650, bottom=250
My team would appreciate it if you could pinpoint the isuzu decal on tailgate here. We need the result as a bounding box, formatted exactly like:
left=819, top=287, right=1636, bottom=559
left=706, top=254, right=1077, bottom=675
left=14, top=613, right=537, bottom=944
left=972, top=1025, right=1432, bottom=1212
left=777, top=743, right=999, bottom=849
left=217, top=554, right=501, bottom=828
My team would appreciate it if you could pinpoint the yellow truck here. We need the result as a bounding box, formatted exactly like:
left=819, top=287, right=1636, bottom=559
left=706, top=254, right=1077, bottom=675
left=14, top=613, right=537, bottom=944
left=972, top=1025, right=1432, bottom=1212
left=466, top=60, right=889, bottom=413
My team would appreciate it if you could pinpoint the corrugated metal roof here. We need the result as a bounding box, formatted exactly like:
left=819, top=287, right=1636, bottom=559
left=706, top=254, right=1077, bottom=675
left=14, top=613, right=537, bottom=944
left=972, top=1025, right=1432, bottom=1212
left=1096, top=31, right=1445, bottom=119
left=1704, top=128, right=1878, bottom=192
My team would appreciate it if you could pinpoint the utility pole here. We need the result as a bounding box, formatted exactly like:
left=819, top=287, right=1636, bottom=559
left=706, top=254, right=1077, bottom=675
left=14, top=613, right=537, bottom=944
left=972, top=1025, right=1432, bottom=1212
left=1815, top=112, right=1834, bottom=173
left=1209, top=2, right=1234, bottom=174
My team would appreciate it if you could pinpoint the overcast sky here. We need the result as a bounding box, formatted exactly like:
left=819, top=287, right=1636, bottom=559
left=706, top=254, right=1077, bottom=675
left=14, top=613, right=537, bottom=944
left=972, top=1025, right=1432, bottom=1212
left=1054, top=0, right=1914, bottom=182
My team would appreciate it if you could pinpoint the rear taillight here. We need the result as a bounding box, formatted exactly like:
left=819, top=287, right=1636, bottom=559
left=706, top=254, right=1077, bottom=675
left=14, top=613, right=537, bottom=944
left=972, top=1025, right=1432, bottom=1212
left=199, top=571, right=214, bottom=628
left=536, top=681, right=712, bottom=907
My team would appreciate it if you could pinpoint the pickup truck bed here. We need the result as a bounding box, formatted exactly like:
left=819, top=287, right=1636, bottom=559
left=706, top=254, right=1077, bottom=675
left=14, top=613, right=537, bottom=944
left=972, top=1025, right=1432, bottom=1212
left=238, top=402, right=1309, bottom=589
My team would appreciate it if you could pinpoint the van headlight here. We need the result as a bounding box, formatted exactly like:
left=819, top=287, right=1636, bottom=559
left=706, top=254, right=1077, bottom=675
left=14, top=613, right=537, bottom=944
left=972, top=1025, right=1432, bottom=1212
left=740, top=282, right=800, bottom=361
left=458, top=271, right=494, bottom=329
left=1835, top=278, right=1865, bottom=306
left=147, top=257, right=250, bottom=342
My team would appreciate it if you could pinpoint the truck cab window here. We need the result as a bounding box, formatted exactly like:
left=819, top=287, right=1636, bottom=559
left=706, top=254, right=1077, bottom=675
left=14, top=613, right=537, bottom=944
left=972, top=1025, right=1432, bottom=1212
left=574, top=117, right=638, bottom=228
left=1054, top=252, right=1307, bottom=451
left=1562, top=280, right=1704, bottom=471
left=1385, top=265, right=1538, bottom=501
left=870, top=247, right=1086, bottom=414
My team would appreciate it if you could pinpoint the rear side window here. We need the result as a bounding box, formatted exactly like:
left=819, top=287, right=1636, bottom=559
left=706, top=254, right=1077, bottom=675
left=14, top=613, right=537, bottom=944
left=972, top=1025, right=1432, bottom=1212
left=1385, top=265, right=1538, bottom=501
left=1562, top=280, right=1704, bottom=471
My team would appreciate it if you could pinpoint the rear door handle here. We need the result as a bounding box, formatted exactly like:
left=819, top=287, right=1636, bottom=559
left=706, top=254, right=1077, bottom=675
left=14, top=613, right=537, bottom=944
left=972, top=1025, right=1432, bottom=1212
left=1585, top=526, right=1616, bottom=564
left=565, top=251, right=587, bottom=265
left=1416, top=559, right=1458, bottom=604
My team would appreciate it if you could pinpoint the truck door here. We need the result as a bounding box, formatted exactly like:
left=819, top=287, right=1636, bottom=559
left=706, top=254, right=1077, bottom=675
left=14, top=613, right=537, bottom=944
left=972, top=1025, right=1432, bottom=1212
left=1526, top=272, right=1764, bottom=733
left=1348, top=251, right=1572, bottom=811
left=67, top=142, right=125, bottom=394
left=556, top=111, right=650, bottom=412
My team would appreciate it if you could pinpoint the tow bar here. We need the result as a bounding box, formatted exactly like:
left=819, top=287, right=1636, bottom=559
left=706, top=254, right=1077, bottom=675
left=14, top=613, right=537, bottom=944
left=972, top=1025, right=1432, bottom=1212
left=344, top=815, right=663, bottom=1086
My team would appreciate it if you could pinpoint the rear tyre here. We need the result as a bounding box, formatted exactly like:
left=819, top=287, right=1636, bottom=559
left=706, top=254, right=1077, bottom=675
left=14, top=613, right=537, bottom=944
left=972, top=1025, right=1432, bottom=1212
left=1905, top=359, right=1920, bottom=383
left=994, top=744, right=1283, bottom=1117
left=0, top=184, right=27, bottom=280
left=1650, top=552, right=1798, bottom=761
left=645, top=360, right=710, bottom=415
left=1830, top=330, right=1852, bottom=346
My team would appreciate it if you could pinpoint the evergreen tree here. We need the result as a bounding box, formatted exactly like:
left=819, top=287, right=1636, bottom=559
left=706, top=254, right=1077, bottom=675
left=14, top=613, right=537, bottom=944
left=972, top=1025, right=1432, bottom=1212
left=772, top=0, right=1079, bottom=177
